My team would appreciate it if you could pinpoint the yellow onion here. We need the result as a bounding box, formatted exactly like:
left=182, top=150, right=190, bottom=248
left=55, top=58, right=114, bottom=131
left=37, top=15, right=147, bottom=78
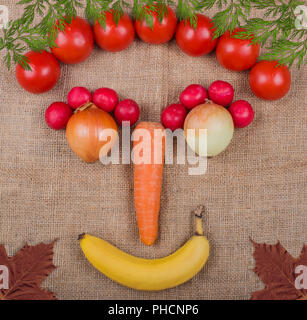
left=184, top=102, right=234, bottom=157
left=66, top=103, right=118, bottom=162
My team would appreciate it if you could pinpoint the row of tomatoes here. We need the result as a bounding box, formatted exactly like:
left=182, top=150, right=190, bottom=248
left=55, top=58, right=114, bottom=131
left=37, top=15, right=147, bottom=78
left=16, top=7, right=291, bottom=100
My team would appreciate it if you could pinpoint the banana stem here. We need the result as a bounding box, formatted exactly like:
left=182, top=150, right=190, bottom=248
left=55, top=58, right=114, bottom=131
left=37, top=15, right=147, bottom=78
left=78, top=233, right=86, bottom=241
left=194, top=205, right=205, bottom=236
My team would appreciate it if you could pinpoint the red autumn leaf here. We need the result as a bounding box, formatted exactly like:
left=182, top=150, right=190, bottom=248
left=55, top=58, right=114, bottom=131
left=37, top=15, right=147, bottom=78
left=251, top=240, right=307, bottom=300
left=0, top=240, right=57, bottom=300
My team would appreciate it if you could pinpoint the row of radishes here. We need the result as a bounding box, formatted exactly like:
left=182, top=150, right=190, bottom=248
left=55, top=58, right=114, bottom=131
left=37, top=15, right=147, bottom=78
left=162, top=81, right=254, bottom=132
left=45, top=87, right=140, bottom=130
left=46, top=80, right=254, bottom=131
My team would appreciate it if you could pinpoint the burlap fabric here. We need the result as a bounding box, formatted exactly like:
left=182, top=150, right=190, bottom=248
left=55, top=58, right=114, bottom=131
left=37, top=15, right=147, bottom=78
left=0, top=2, right=306, bottom=300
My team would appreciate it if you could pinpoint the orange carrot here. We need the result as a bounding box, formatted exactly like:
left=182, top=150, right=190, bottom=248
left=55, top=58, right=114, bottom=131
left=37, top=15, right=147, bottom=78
left=133, top=122, right=165, bottom=246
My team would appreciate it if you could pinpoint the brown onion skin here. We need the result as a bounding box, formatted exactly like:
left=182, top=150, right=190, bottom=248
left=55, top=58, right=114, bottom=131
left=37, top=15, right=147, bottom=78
left=66, top=104, right=118, bottom=162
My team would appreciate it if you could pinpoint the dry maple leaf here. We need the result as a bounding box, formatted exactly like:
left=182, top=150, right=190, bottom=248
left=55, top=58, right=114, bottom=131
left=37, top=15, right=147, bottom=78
left=0, top=240, right=57, bottom=300
left=251, top=240, right=307, bottom=300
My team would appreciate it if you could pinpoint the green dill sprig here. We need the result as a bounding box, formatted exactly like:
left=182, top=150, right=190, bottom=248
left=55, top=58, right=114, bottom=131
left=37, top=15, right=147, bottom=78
left=198, top=0, right=307, bottom=67
left=177, top=0, right=198, bottom=28
left=260, top=38, right=307, bottom=68
left=85, top=0, right=111, bottom=27
left=112, top=0, right=131, bottom=24
left=0, top=0, right=306, bottom=70
left=85, top=0, right=132, bottom=27
left=132, top=0, right=174, bottom=29
left=211, top=1, right=248, bottom=37
left=0, top=19, right=53, bottom=70
left=1, top=0, right=78, bottom=70
left=234, top=0, right=307, bottom=67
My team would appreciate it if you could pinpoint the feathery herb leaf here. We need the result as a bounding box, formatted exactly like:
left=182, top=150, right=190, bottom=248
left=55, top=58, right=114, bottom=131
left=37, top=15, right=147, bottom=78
left=0, top=0, right=306, bottom=70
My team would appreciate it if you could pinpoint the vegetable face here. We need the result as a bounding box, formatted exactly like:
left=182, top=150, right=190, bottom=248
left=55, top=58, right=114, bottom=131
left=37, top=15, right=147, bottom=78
left=135, top=5, right=177, bottom=45
left=175, top=14, right=218, bottom=57
left=66, top=104, right=118, bottom=163
left=216, top=28, right=260, bottom=71
left=15, top=51, right=61, bottom=94
left=51, top=17, right=94, bottom=64
left=184, top=102, right=234, bottom=157
left=94, top=11, right=135, bottom=52
left=249, top=61, right=291, bottom=100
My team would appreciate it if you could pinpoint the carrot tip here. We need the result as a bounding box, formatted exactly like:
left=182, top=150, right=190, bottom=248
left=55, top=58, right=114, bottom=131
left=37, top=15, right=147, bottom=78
left=141, top=238, right=156, bottom=246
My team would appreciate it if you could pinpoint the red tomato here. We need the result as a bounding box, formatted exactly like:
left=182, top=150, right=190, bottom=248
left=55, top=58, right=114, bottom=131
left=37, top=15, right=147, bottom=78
left=16, top=51, right=61, bottom=94
left=94, top=11, right=135, bottom=52
left=249, top=61, right=291, bottom=100
left=51, top=16, right=94, bottom=64
left=216, top=28, right=260, bottom=71
left=135, top=5, right=177, bottom=44
left=175, top=14, right=218, bottom=57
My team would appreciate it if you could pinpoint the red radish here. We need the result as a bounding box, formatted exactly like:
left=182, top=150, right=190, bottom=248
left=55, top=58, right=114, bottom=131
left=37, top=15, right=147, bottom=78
left=208, top=80, right=234, bottom=106
left=179, top=84, right=208, bottom=110
left=228, top=100, right=254, bottom=128
left=67, top=86, right=92, bottom=109
left=45, top=102, right=72, bottom=130
left=93, top=88, right=119, bottom=112
left=114, top=99, right=140, bottom=126
left=161, top=104, right=187, bottom=131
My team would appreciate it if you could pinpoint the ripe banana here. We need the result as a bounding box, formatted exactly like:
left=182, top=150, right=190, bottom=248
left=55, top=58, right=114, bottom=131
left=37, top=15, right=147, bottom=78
left=79, top=206, right=210, bottom=291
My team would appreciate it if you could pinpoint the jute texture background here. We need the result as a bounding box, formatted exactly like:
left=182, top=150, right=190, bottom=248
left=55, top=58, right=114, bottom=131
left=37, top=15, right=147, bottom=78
left=0, top=2, right=306, bottom=300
